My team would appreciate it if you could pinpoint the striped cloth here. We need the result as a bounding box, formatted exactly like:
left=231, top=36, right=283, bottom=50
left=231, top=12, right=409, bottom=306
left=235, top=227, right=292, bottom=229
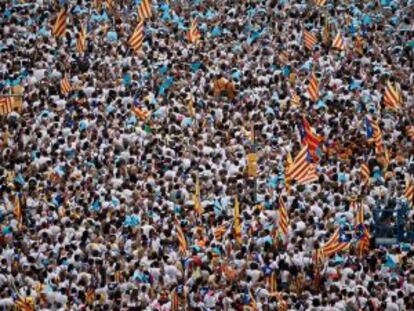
left=332, top=32, right=345, bottom=50
left=60, top=76, right=73, bottom=96
left=369, top=118, right=390, bottom=168
left=278, top=197, right=289, bottom=236
left=233, top=196, right=242, bottom=243
left=405, top=178, right=413, bottom=207
left=266, top=271, right=278, bottom=293
left=128, top=21, right=144, bottom=53
left=360, top=162, right=370, bottom=185
left=286, top=145, right=319, bottom=185
left=0, top=97, right=14, bottom=115
left=406, top=126, right=414, bottom=141
left=53, top=9, right=66, bottom=38
left=76, top=26, right=87, bottom=54
left=138, top=0, right=152, bottom=20
left=383, top=81, right=402, bottom=111
left=303, top=30, right=317, bottom=50
left=322, top=21, right=330, bottom=45
left=302, top=117, right=323, bottom=160
left=314, top=0, right=327, bottom=6
left=322, top=228, right=349, bottom=257
left=187, top=19, right=201, bottom=44
left=193, top=175, right=203, bottom=215
left=354, top=35, right=364, bottom=55
left=175, top=221, right=187, bottom=255
left=307, top=72, right=319, bottom=102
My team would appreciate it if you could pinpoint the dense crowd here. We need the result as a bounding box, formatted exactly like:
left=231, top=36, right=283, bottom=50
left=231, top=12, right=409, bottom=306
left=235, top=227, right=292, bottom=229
left=0, top=0, right=414, bottom=310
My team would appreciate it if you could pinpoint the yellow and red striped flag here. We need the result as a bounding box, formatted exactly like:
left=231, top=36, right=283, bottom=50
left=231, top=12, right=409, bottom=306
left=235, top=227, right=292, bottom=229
left=60, top=76, right=73, bottom=96
left=193, top=175, right=203, bottom=215
left=171, top=289, right=179, bottom=311
left=0, top=97, right=14, bottom=116
left=405, top=178, right=414, bottom=207
left=322, top=21, right=330, bottom=45
left=131, top=106, right=150, bottom=121
left=14, top=296, right=35, bottom=311
left=354, top=204, right=364, bottom=227
left=314, top=0, right=327, bottom=6
left=322, top=228, right=349, bottom=257
left=406, top=126, right=414, bottom=141
left=187, top=19, right=201, bottom=44
left=296, top=162, right=319, bottom=185
left=370, top=119, right=390, bottom=168
left=332, top=32, right=345, bottom=50
left=106, top=0, right=114, bottom=12
left=285, top=152, right=293, bottom=193
left=13, top=194, right=23, bottom=226
left=249, top=289, right=258, bottom=311
left=138, top=0, right=152, bottom=20
left=303, top=30, right=317, bottom=50
left=354, top=35, right=364, bottom=55
left=354, top=205, right=370, bottom=257
left=188, top=98, right=195, bottom=117
left=287, top=145, right=315, bottom=184
left=214, top=225, right=227, bottom=240
left=128, top=21, right=144, bottom=53
left=94, top=0, right=102, bottom=11
left=360, top=162, right=370, bottom=185
left=175, top=221, right=187, bottom=255
left=76, top=26, right=87, bottom=55
left=85, top=288, right=96, bottom=305
left=279, top=51, right=289, bottom=64
left=312, top=247, right=325, bottom=266
left=278, top=196, right=289, bottom=236
left=233, top=196, right=242, bottom=243
left=53, top=8, right=67, bottom=38
left=302, top=117, right=323, bottom=160
left=307, top=72, right=319, bottom=102
left=383, top=81, right=402, bottom=111
left=290, top=89, right=300, bottom=106
left=266, top=271, right=278, bottom=293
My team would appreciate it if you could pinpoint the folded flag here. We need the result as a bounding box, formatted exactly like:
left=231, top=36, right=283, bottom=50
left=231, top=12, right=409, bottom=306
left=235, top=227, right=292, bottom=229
left=193, top=175, right=203, bottom=215
left=53, top=8, right=67, bottom=38
left=405, top=178, right=413, bottom=207
left=175, top=221, right=188, bottom=255
left=290, top=91, right=300, bottom=107
left=76, top=25, right=87, bottom=54
left=106, top=0, right=114, bottom=12
left=301, top=117, right=323, bottom=161
left=187, top=19, right=201, bottom=44
left=368, top=117, right=390, bottom=168
left=213, top=225, right=227, bottom=240
left=322, top=20, right=330, bottom=45
left=233, top=196, right=242, bottom=243
left=406, top=126, right=414, bottom=141
left=354, top=205, right=370, bottom=257
left=354, top=35, right=364, bottom=55
left=13, top=194, right=23, bottom=226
